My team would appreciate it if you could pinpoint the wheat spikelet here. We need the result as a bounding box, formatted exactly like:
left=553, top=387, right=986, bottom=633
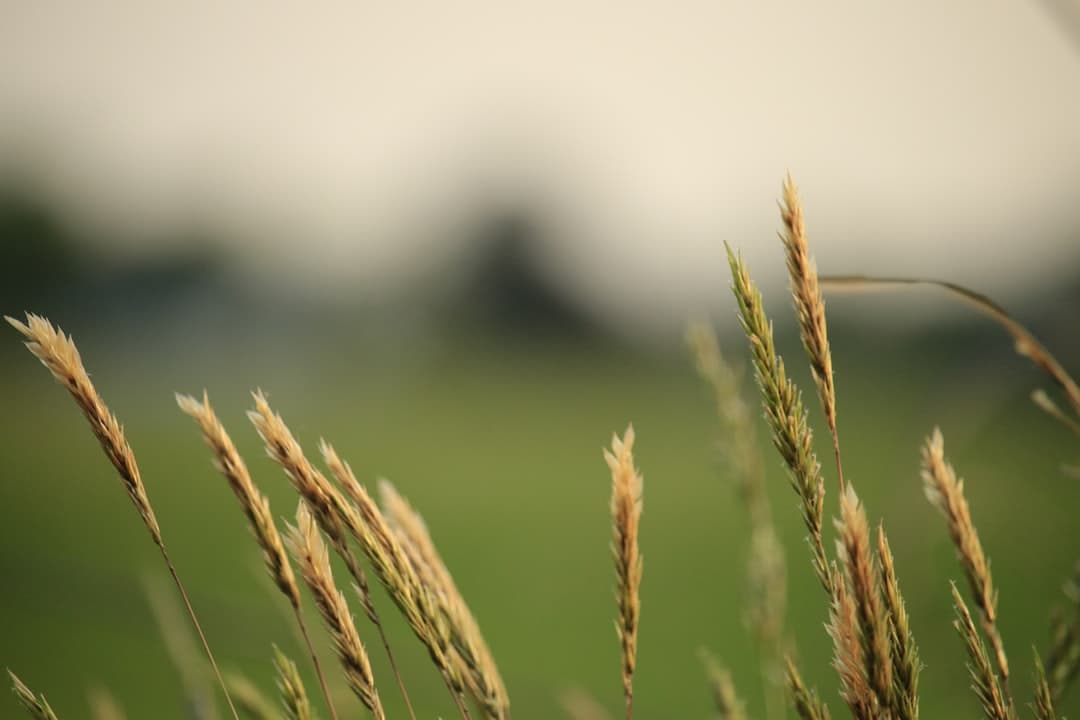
left=319, top=441, right=471, bottom=719
left=835, top=486, right=891, bottom=713
left=951, top=583, right=1010, bottom=720
left=784, top=657, right=831, bottom=720
left=7, top=314, right=160, bottom=539
left=273, top=646, right=314, bottom=720
left=826, top=568, right=874, bottom=720
left=1033, top=651, right=1057, bottom=720
left=286, top=502, right=384, bottom=720
left=605, top=426, right=643, bottom=720
left=698, top=649, right=747, bottom=720
left=779, top=175, right=844, bottom=493
left=6, top=313, right=239, bottom=720
left=178, top=392, right=338, bottom=720
left=877, top=524, right=921, bottom=720
left=87, top=687, right=126, bottom=720
left=727, top=245, right=832, bottom=593
left=380, top=480, right=509, bottom=720
left=247, top=393, right=416, bottom=720
left=921, top=429, right=1010, bottom=691
left=226, top=675, right=279, bottom=720
left=9, top=671, right=59, bottom=720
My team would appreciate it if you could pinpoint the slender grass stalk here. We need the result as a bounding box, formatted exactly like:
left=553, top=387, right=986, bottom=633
left=246, top=394, right=416, bottom=720
left=381, top=480, right=510, bottom=720
left=727, top=245, right=833, bottom=594
left=319, top=441, right=473, bottom=720
left=5, top=314, right=239, bottom=720
left=951, top=584, right=1011, bottom=720
left=605, top=426, right=643, bottom=720
left=178, top=392, right=337, bottom=720
left=286, top=503, right=385, bottom=720
left=779, top=175, right=845, bottom=493
left=921, top=429, right=1010, bottom=695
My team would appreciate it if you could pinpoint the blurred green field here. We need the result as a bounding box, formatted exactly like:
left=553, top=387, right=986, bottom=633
left=1, top=326, right=1078, bottom=719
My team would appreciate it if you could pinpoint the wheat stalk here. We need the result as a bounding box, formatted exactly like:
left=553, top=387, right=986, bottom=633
left=380, top=480, right=510, bottom=720
left=779, top=175, right=844, bottom=493
left=877, top=524, right=920, bottom=720
left=952, top=584, right=1011, bottom=720
left=727, top=245, right=832, bottom=594
left=246, top=393, right=416, bottom=720
left=5, top=313, right=239, bottom=720
left=319, top=441, right=472, bottom=720
left=605, top=426, right=643, bottom=720
left=835, top=486, right=892, bottom=714
left=177, top=391, right=338, bottom=720
left=921, top=429, right=1010, bottom=695
left=286, top=502, right=384, bottom=720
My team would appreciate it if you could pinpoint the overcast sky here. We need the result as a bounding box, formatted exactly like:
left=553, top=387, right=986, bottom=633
left=1, top=1, right=1079, bottom=331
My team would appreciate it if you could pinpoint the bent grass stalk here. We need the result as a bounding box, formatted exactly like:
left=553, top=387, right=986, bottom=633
left=5, top=314, right=240, bottom=720
left=177, top=392, right=338, bottom=720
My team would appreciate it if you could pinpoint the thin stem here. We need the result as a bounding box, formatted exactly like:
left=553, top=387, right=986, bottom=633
left=445, top=675, right=473, bottom=720
left=625, top=692, right=633, bottom=720
left=294, top=608, right=340, bottom=720
left=831, top=432, right=846, bottom=494
left=340, top=546, right=418, bottom=720
left=161, top=547, right=240, bottom=720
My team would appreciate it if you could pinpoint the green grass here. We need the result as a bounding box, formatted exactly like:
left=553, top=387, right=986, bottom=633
left=1, top=334, right=1077, bottom=719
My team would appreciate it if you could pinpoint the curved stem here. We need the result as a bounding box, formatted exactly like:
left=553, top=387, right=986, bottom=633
left=294, top=608, right=340, bottom=720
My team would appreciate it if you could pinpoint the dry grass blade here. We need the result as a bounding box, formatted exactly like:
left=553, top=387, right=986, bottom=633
left=178, top=392, right=338, bottom=720
left=698, top=649, right=747, bottom=720
left=273, top=646, right=314, bottom=720
left=6, top=314, right=240, bottom=720
left=877, top=524, right=921, bottom=720
left=779, top=175, right=844, bottom=492
left=784, top=657, right=831, bottom=720
left=1033, top=651, right=1057, bottom=720
left=9, top=671, right=59, bottom=720
left=605, top=426, right=643, bottom=720
left=320, top=442, right=472, bottom=720
left=286, top=503, right=384, bottom=720
left=951, top=584, right=1011, bottom=720
left=727, top=244, right=832, bottom=594
left=836, top=487, right=892, bottom=714
left=87, top=687, right=127, bottom=720
left=247, top=393, right=415, bottom=720
left=817, top=276, right=1080, bottom=422
left=560, top=688, right=613, bottom=720
left=921, top=429, right=1010, bottom=691
left=227, top=674, right=280, bottom=720
left=381, top=480, right=510, bottom=720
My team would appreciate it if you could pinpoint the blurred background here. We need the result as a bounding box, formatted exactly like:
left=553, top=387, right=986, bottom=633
left=2, top=1, right=1080, bottom=718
